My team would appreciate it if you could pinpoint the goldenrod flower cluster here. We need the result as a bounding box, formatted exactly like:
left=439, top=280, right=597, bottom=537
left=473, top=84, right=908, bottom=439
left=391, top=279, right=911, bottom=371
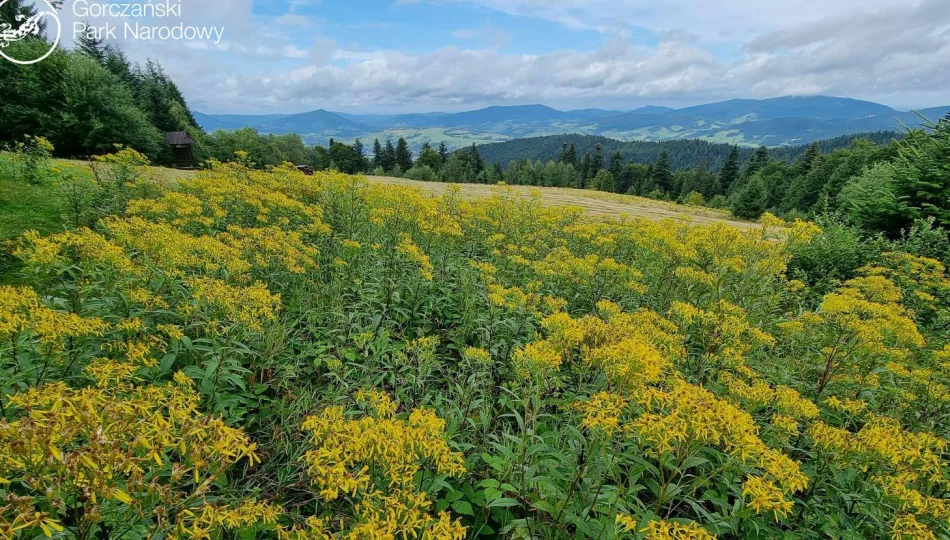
left=5, top=152, right=950, bottom=538
left=298, top=392, right=466, bottom=538
left=0, top=379, right=258, bottom=538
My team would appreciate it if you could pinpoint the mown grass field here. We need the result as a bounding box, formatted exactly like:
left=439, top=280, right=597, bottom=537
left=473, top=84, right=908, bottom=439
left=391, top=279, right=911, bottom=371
left=367, top=175, right=754, bottom=229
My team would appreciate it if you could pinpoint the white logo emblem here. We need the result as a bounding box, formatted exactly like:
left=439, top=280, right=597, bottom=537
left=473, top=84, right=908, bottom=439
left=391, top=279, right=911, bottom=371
left=0, top=0, right=61, bottom=65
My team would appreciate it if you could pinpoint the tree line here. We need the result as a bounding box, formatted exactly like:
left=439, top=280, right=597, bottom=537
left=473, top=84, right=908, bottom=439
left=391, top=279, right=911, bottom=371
left=474, top=133, right=901, bottom=172
left=384, top=120, right=950, bottom=248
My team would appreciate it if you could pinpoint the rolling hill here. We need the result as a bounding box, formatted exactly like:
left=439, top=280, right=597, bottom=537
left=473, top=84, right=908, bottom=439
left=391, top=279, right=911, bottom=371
left=195, top=96, right=949, bottom=149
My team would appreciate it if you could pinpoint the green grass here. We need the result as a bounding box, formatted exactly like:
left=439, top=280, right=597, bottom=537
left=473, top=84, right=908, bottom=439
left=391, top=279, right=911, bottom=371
left=1, top=155, right=198, bottom=284
left=0, top=172, right=64, bottom=284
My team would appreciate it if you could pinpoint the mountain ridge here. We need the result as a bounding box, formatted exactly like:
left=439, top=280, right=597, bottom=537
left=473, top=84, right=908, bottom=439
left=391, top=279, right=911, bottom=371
left=194, top=96, right=949, bottom=149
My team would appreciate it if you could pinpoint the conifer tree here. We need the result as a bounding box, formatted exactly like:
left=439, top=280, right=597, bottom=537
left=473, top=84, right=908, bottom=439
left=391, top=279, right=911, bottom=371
left=732, top=178, right=766, bottom=219
left=438, top=142, right=449, bottom=164
left=745, top=146, right=770, bottom=176
left=372, top=139, right=383, bottom=169
left=352, top=138, right=366, bottom=171
left=382, top=139, right=397, bottom=172
left=651, top=151, right=673, bottom=193
left=471, top=144, right=484, bottom=174
left=795, top=142, right=821, bottom=176
left=720, top=145, right=741, bottom=192
left=589, top=143, right=605, bottom=177
left=76, top=23, right=108, bottom=64
left=579, top=153, right=592, bottom=187
left=564, top=143, right=577, bottom=166
left=609, top=151, right=624, bottom=180
left=416, top=142, right=442, bottom=170
left=395, top=137, right=413, bottom=172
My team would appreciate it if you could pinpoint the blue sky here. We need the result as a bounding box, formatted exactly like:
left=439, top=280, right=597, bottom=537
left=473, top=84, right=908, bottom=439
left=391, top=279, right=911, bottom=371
left=53, top=0, right=950, bottom=114
left=251, top=0, right=611, bottom=56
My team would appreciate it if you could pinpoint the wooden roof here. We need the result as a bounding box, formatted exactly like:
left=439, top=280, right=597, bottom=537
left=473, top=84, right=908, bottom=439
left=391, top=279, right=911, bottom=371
left=163, top=131, right=194, bottom=146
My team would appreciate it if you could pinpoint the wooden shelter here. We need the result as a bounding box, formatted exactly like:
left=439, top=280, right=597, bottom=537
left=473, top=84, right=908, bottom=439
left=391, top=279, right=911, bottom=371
left=163, top=132, right=197, bottom=169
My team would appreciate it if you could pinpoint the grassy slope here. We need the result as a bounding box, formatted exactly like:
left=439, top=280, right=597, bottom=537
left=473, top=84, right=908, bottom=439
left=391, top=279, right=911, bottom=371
left=0, top=175, right=64, bottom=284
left=0, top=159, right=192, bottom=284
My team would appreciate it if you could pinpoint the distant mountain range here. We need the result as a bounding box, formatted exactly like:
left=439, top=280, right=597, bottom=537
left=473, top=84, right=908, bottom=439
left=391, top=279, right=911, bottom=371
left=194, top=96, right=949, bottom=150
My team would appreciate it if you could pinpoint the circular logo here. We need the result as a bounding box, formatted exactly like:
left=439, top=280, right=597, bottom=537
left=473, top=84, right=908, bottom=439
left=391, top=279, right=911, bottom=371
left=0, top=0, right=61, bottom=65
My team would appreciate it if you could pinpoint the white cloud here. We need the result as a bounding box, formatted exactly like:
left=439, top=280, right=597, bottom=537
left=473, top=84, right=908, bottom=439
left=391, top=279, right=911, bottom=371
left=413, top=0, right=937, bottom=42
left=49, top=0, right=950, bottom=112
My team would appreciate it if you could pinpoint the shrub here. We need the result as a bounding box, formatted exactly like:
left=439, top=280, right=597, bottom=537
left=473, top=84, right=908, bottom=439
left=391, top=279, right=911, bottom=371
left=405, top=164, right=438, bottom=182
left=683, top=190, right=705, bottom=206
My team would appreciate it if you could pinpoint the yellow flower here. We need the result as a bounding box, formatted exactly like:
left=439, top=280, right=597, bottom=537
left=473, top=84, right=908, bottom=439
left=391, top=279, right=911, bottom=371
left=0, top=382, right=258, bottom=537
left=572, top=392, right=628, bottom=435
left=461, top=346, right=492, bottom=366
left=512, top=340, right=562, bottom=379
left=298, top=393, right=466, bottom=539
left=186, top=277, right=281, bottom=331
left=771, top=414, right=800, bottom=436
left=639, top=519, right=716, bottom=539
left=742, top=476, right=794, bottom=520
left=397, top=235, right=434, bottom=281
left=892, top=514, right=938, bottom=540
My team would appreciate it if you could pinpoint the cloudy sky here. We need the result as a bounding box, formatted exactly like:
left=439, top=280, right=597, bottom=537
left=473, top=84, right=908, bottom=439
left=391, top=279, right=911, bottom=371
left=51, top=0, right=950, bottom=114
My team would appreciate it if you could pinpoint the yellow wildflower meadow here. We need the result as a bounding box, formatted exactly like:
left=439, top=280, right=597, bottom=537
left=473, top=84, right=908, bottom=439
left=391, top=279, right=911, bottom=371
left=1, top=153, right=949, bottom=538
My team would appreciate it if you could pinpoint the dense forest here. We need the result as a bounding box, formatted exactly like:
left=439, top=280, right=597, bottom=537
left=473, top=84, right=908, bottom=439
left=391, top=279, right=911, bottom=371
left=0, top=2, right=200, bottom=162
left=474, top=132, right=901, bottom=171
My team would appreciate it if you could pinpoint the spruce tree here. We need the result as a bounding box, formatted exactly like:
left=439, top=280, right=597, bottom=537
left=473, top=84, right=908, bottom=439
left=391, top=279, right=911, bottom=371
left=651, top=151, right=672, bottom=193
left=579, top=153, right=592, bottom=187
left=471, top=144, right=484, bottom=174
left=732, top=178, right=766, bottom=219
left=382, top=139, right=397, bottom=172
left=892, top=126, right=950, bottom=228
left=438, top=142, right=449, bottom=164
left=589, top=143, right=605, bottom=177
left=76, top=24, right=109, bottom=63
left=703, top=171, right=723, bottom=198
left=416, top=142, right=441, bottom=170
left=352, top=138, right=366, bottom=171
left=745, top=146, right=769, bottom=176
left=639, top=165, right=655, bottom=194
left=682, top=160, right=709, bottom=197
left=103, top=47, right=135, bottom=86
left=720, top=145, right=741, bottom=192
left=795, top=142, right=820, bottom=176
left=609, top=151, right=624, bottom=180
left=564, top=143, right=577, bottom=166
left=395, top=137, right=413, bottom=172
left=372, top=139, right=383, bottom=169
left=491, top=163, right=504, bottom=182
